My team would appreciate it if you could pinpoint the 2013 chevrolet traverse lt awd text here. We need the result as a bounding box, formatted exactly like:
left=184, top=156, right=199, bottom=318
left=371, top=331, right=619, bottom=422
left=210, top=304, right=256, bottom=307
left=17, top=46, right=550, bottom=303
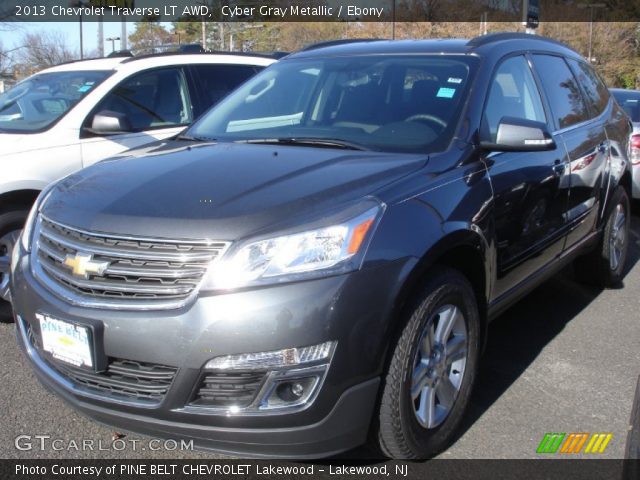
left=11, top=34, right=632, bottom=459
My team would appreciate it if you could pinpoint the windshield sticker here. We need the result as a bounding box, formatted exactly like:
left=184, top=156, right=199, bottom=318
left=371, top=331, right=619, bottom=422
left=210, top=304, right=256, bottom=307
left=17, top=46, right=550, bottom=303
left=437, top=87, right=456, bottom=98
left=78, top=84, right=93, bottom=93
left=447, top=77, right=462, bottom=84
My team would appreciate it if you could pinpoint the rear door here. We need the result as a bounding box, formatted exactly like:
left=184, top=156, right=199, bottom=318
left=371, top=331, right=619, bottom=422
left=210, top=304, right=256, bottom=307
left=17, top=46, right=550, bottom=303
left=530, top=54, right=609, bottom=250
left=483, top=55, right=571, bottom=298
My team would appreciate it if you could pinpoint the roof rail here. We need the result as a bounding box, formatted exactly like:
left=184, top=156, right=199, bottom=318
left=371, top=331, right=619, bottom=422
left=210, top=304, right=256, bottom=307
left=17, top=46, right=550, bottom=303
left=107, top=50, right=134, bottom=58
left=467, top=32, right=573, bottom=50
left=52, top=56, right=115, bottom=67
left=300, top=38, right=385, bottom=52
left=120, top=50, right=286, bottom=63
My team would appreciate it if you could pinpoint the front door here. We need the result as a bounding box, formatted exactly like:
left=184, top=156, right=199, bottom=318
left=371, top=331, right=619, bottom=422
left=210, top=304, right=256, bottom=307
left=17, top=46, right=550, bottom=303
left=80, top=66, right=193, bottom=167
left=482, top=55, right=571, bottom=298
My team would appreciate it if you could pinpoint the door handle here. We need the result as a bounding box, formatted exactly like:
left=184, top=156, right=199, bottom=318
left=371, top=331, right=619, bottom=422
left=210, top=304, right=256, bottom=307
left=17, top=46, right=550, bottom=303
left=597, top=142, right=608, bottom=154
left=552, top=160, right=565, bottom=175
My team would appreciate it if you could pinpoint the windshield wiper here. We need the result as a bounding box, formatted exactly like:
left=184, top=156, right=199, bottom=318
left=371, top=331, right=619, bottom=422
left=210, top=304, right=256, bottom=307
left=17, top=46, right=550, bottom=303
left=236, top=137, right=369, bottom=151
left=175, top=133, right=216, bottom=142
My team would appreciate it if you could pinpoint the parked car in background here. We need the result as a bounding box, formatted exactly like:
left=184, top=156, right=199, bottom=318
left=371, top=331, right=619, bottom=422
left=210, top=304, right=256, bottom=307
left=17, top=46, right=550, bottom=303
left=11, top=34, right=632, bottom=459
left=0, top=52, right=276, bottom=320
left=610, top=88, right=640, bottom=199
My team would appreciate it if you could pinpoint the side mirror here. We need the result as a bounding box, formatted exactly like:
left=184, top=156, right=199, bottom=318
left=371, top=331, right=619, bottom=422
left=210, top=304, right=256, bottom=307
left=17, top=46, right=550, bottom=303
left=480, top=117, right=556, bottom=152
left=89, top=110, right=132, bottom=134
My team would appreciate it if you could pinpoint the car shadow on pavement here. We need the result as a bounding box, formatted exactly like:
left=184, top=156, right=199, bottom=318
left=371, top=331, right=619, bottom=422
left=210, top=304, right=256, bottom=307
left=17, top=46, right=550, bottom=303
left=452, top=213, right=640, bottom=447
left=341, top=213, right=640, bottom=460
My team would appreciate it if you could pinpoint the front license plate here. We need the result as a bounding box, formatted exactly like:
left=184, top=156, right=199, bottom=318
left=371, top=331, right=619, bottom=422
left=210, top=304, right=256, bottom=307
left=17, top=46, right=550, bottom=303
left=37, top=313, right=93, bottom=369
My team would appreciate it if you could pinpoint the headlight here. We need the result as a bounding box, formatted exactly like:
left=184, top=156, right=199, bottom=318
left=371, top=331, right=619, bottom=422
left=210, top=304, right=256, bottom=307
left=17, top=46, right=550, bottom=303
left=202, top=203, right=383, bottom=290
left=21, top=183, right=56, bottom=252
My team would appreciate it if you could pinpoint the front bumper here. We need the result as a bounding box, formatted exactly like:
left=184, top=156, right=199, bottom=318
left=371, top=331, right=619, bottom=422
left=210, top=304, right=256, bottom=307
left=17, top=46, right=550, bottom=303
left=11, top=242, right=410, bottom=458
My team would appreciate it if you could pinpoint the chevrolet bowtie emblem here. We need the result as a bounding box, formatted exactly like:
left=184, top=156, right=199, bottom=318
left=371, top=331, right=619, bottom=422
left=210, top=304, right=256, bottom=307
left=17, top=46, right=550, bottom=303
left=62, top=253, right=109, bottom=278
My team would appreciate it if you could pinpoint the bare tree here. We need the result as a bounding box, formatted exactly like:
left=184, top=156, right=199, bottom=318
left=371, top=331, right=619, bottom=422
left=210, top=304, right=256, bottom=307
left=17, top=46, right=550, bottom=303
left=16, top=31, right=76, bottom=72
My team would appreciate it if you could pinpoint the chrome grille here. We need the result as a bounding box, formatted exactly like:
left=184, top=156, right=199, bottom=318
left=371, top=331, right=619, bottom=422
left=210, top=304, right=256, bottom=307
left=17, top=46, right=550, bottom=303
left=32, top=216, right=228, bottom=309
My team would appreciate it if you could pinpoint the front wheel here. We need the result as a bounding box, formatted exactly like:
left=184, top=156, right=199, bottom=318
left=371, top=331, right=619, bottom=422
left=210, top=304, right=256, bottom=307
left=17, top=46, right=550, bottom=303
left=0, top=210, right=28, bottom=323
left=575, top=187, right=630, bottom=288
left=377, top=267, right=480, bottom=459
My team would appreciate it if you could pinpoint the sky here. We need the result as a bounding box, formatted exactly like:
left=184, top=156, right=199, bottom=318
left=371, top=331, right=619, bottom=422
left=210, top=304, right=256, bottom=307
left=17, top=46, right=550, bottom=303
left=2, top=21, right=173, bottom=57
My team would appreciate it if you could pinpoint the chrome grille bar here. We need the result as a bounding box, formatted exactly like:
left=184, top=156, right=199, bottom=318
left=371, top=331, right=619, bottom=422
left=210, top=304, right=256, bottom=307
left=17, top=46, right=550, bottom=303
left=32, top=216, right=229, bottom=310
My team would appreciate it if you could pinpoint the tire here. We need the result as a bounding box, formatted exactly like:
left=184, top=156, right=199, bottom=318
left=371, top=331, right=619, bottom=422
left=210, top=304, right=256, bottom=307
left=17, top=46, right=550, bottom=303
left=0, top=210, right=28, bottom=323
left=377, top=267, right=480, bottom=459
left=575, top=187, right=630, bottom=288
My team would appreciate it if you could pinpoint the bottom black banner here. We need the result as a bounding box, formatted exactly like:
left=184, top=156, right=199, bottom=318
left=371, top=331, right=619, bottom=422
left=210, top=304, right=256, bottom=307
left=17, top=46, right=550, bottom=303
left=0, top=459, right=639, bottom=480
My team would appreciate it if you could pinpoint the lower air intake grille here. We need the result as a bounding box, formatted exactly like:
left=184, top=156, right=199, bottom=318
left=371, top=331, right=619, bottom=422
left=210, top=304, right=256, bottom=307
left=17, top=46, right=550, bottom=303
left=27, top=323, right=177, bottom=404
left=190, top=371, right=267, bottom=408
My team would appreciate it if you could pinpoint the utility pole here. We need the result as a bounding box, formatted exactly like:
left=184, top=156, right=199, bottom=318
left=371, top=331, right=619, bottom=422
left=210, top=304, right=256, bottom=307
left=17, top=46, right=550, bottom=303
left=522, top=0, right=540, bottom=34
left=97, top=19, right=104, bottom=57
left=392, top=0, right=395, bottom=40
left=578, top=3, right=605, bottom=62
left=71, top=0, right=87, bottom=59
left=121, top=19, right=127, bottom=50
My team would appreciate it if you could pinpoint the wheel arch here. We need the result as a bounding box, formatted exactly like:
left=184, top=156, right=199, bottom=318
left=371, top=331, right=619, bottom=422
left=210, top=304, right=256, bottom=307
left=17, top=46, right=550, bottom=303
left=0, top=189, right=41, bottom=215
left=385, top=228, right=490, bottom=368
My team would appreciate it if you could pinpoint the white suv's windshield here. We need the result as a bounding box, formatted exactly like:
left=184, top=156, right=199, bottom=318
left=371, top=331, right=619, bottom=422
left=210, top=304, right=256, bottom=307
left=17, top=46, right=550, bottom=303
left=0, top=70, right=111, bottom=133
left=187, top=55, right=475, bottom=153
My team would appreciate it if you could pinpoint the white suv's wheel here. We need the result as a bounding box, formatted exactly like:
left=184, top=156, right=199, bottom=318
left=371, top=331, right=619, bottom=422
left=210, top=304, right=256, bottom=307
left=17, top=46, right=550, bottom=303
left=0, top=210, right=27, bottom=323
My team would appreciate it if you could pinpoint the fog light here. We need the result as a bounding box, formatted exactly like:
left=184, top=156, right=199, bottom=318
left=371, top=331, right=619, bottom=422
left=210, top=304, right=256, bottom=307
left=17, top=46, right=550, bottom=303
left=204, top=341, right=336, bottom=371
left=291, top=382, right=305, bottom=397
left=276, top=379, right=308, bottom=402
left=263, top=375, right=319, bottom=409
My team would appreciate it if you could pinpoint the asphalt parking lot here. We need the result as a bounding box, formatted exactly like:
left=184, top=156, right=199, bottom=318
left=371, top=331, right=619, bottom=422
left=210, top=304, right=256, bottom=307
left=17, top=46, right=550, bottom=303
left=1, top=213, right=639, bottom=460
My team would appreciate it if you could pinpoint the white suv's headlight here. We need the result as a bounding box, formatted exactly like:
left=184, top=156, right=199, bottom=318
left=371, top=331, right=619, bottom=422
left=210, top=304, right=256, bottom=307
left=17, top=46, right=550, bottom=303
left=202, top=203, right=384, bottom=290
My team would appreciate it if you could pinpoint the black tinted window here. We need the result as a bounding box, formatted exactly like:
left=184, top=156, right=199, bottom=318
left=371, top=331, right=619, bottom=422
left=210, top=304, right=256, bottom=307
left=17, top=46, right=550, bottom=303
left=567, top=59, right=609, bottom=117
left=531, top=55, right=589, bottom=129
left=191, top=64, right=260, bottom=113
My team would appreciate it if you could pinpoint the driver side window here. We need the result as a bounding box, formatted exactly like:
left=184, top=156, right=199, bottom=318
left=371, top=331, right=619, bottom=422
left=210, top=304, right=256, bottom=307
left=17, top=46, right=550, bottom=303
left=483, top=55, right=546, bottom=142
left=92, top=67, right=192, bottom=132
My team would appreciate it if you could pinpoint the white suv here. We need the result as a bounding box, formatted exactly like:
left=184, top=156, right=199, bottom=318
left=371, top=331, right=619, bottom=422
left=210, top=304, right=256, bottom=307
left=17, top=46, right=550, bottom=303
left=0, top=52, right=275, bottom=319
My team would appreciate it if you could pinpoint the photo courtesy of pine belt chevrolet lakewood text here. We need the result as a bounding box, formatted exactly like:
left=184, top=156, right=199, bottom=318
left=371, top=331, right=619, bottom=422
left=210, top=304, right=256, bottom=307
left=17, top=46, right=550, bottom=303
left=9, top=33, right=633, bottom=459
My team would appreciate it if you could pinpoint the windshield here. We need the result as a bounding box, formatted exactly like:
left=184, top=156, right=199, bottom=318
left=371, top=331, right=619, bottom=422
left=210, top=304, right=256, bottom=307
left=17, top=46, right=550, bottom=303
left=612, top=90, right=640, bottom=123
left=186, top=55, right=475, bottom=153
left=0, top=70, right=111, bottom=133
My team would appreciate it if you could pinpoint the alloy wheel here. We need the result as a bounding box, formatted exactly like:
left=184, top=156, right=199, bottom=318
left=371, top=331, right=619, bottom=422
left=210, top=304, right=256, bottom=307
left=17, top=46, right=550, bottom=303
left=609, top=203, right=627, bottom=272
left=411, top=304, right=468, bottom=429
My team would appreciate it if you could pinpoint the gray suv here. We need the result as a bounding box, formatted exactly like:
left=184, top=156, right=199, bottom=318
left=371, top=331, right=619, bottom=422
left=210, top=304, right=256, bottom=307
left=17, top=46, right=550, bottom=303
left=11, top=34, right=632, bottom=459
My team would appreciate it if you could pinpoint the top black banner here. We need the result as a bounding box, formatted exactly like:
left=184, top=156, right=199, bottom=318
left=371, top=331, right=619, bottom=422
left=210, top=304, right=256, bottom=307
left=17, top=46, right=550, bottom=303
left=1, top=0, right=639, bottom=23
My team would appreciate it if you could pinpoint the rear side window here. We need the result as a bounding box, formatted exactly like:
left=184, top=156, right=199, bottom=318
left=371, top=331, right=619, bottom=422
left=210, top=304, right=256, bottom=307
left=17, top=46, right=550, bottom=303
left=531, top=55, right=589, bottom=130
left=483, top=55, right=546, bottom=142
left=567, top=58, right=609, bottom=117
left=191, top=64, right=261, bottom=113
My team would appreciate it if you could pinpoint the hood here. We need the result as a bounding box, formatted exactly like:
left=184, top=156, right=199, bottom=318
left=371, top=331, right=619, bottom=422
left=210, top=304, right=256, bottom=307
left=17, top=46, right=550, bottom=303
left=42, top=141, right=427, bottom=241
